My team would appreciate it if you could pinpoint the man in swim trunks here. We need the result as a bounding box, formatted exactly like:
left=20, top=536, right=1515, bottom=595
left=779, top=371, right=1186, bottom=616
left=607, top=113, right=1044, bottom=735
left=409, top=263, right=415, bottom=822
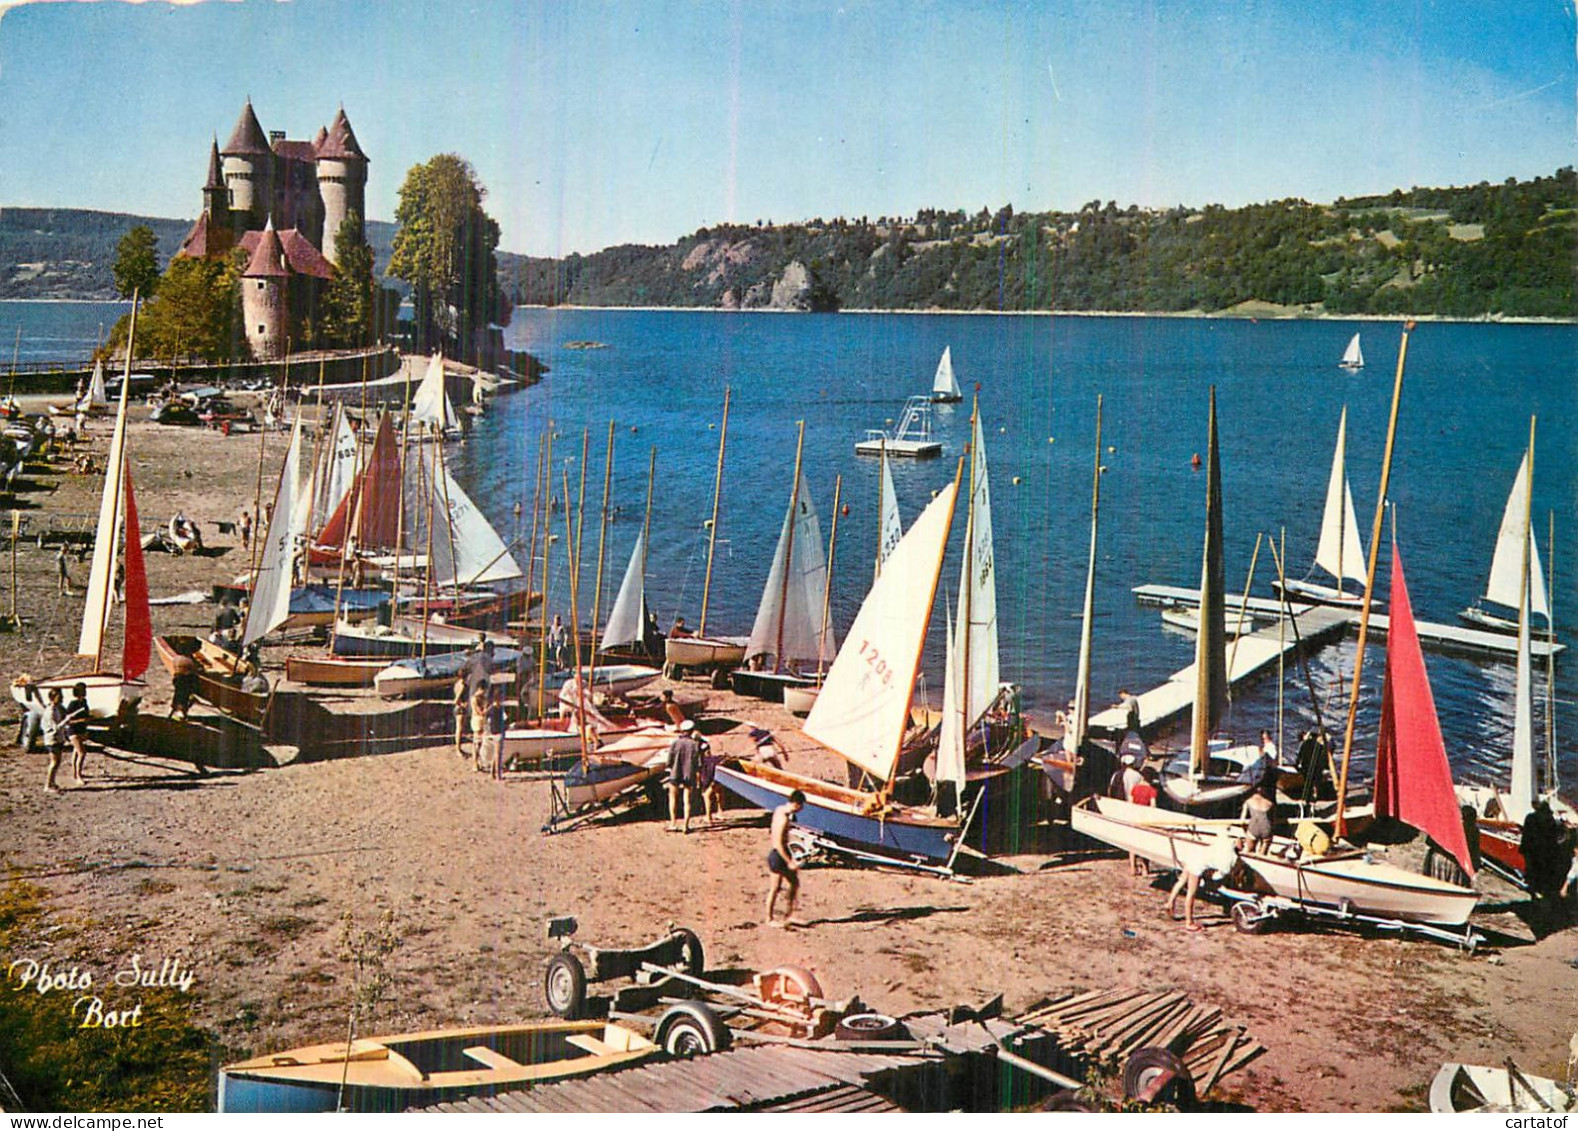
left=764, top=790, right=805, bottom=928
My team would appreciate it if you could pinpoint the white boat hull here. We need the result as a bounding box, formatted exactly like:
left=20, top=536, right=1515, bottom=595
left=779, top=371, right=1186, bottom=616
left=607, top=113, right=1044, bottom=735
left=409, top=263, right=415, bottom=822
left=1429, top=1062, right=1573, bottom=1114
left=1073, top=796, right=1478, bottom=926
left=499, top=726, right=587, bottom=762
left=783, top=684, right=820, bottom=716
left=12, top=673, right=145, bottom=720
left=664, top=635, right=747, bottom=671
left=1273, top=577, right=1366, bottom=609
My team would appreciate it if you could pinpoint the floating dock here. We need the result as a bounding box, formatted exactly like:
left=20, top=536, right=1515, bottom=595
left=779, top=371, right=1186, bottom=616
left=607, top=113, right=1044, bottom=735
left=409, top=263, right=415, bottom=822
left=1132, top=584, right=1564, bottom=660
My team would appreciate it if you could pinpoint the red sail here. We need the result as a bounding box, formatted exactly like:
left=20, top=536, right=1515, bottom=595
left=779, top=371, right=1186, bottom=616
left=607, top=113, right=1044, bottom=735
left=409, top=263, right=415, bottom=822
left=1374, top=543, right=1473, bottom=876
left=120, top=469, right=152, bottom=681
left=315, top=414, right=401, bottom=550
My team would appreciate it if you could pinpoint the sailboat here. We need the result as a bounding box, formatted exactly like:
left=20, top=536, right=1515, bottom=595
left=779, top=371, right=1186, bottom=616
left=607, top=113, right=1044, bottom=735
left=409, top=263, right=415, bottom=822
left=408, top=352, right=463, bottom=439
left=663, top=389, right=748, bottom=674
left=1455, top=430, right=1577, bottom=883
left=1073, top=540, right=1479, bottom=931
left=1157, top=388, right=1262, bottom=816
left=929, top=345, right=962, bottom=403
left=1339, top=332, right=1364, bottom=371
left=714, top=473, right=964, bottom=864
left=1274, top=407, right=1370, bottom=610
left=732, top=424, right=837, bottom=702
left=875, top=440, right=903, bottom=578
left=51, top=359, right=109, bottom=418
left=1459, top=451, right=1552, bottom=635
left=13, top=307, right=151, bottom=718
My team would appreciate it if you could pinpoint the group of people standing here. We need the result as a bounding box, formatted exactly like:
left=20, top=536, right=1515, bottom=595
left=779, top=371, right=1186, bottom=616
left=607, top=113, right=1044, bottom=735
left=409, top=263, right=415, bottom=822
left=17, top=682, right=92, bottom=792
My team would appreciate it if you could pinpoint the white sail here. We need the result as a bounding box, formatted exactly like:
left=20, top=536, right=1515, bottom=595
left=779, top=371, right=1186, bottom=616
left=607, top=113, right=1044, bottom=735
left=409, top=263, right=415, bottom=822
left=78, top=335, right=134, bottom=661
left=1069, top=402, right=1103, bottom=754
left=314, top=406, right=361, bottom=531
left=932, top=346, right=960, bottom=398
left=1485, top=452, right=1549, bottom=619
left=82, top=359, right=108, bottom=411
left=936, top=599, right=966, bottom=798
left=805, top=479, right=959, bottom=784
left=1509, top=587, right=1535, bottom=822
left=1313, top=407, right=1367, bottom=585
left=746, top=474, right=835, bottom=668
left=1504, top=445, right=1538, bottom=822
left=957, top=408, right=1000, bottom=732
left=426, top=464, right=522, bottom=587
left=1341, top=333, right=1363, bottom=368
left=600, top=531, right=647, bottom=652
left=411, top=353, right=457, bottom=432
left=243, top=419, right=307, bottom=647
left=876, top=445, right=902, bottom=579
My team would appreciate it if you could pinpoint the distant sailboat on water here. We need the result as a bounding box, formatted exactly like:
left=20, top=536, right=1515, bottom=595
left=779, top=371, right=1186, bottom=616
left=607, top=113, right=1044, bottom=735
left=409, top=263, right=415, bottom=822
left=930, top=346, right=962, bottom=402
left=1340, top=332, right=1364, bottom=370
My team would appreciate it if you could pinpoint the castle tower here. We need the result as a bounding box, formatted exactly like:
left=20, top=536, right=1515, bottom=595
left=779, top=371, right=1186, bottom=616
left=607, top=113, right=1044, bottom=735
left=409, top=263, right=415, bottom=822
left=315, top=107, right=368, bottom=267
left=241, top=222, right=289, bottom=360
left=221, top=100, right=273, bottom=236
left=202, top=137, right=229, bottom=224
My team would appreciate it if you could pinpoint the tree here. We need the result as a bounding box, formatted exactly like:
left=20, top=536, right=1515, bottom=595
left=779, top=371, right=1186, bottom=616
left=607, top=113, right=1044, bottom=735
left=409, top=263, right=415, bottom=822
left=321, top=213, right=378, bottom=347
left=388, top=154, right=512, bottom=358
left=113, top=225, right=160, bottom=300
left=105, top=250, right=245, bottom=362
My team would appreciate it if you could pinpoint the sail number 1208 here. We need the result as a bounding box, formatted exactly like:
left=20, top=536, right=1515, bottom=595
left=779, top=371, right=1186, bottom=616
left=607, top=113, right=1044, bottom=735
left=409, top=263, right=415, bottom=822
left=856, top=639, right=892, bottom=687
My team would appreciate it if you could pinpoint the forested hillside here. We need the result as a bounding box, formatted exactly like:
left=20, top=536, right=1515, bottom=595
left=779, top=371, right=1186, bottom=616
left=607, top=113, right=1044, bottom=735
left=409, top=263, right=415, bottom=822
left=0, top=208, right=400, bottom=299
left=502, top=169, right=1576, bottom=319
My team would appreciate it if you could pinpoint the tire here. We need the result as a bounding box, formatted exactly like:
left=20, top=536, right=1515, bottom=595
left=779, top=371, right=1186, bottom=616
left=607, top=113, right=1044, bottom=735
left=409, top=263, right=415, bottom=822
left=1123, top=1047, right=1197, bottom=1108
left=656, top=1001, right=731, bottom=1057
left=1231, top=900, right=1270, bottom=935
left=670, top=927, right=705, bottom=976
left=543, top=952, right=587, bottom=1019
left=833, top=1012, right=907, bottom=1042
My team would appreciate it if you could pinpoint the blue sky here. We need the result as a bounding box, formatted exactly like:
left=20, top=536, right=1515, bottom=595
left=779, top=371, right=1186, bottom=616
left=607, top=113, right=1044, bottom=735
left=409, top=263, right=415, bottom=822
left=1, top=0, right=1574, bottom=256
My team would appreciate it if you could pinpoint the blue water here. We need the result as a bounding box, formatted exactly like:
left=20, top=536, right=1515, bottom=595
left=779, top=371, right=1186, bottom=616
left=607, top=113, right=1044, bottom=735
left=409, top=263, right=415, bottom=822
left=8, top=300, right=1576, bottom=790
left=0, top=300, right=129, bottom=365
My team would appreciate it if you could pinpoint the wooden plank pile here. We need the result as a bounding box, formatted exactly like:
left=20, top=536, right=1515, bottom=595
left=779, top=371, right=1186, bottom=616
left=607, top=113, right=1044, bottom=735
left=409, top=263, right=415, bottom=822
left=1017, top=987, right=1265, bottom=1096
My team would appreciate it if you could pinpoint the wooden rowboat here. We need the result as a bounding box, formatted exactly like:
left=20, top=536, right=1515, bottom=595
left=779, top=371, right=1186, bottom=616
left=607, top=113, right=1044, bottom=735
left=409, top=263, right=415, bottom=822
left=284, top=655, right=387, bottom=688
left=218, top=1019, right=656, bottom=1113
left=154, top=634, right=271, bottom=728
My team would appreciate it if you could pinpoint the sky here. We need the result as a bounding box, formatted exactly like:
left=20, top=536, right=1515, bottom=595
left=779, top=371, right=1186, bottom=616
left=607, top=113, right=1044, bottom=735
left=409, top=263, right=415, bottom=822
left=0, top=0, right=1574, bottom=257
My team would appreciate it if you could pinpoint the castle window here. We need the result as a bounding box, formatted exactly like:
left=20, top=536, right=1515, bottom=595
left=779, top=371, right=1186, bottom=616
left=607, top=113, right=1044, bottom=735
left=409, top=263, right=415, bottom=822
left=257, top=325, right=265, bottom=335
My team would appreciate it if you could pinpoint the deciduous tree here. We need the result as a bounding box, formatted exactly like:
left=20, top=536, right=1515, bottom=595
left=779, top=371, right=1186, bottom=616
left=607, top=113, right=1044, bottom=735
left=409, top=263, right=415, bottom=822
left=112, top=225, right=160, bottom=301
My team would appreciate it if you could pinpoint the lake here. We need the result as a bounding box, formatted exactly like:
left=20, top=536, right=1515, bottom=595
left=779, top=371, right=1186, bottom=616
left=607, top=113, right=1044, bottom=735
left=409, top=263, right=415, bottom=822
left=6, top=298, right=1575, bottom=790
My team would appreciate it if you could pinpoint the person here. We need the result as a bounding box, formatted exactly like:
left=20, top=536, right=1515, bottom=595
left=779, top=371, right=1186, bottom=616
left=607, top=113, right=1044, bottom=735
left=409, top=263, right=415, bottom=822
left=665, top=719, right=702, bottom=833
left=1111, top=751, right=1149, bottom=875
left=486, top=687, right=508, bottom=778
left=764, top=790, right=806, bottom=928
left=696, top=732, right=723, bottom=824
left=41, top=687, right=66, bottom=793
left=56, top=545, right=73, bottom=596
left=515, top=646, right=535, bottom=714
left=751, top=726, right=787, bottom=769
left=15, top=682, right=46, bottom=752
left=169, top=651, right=198, bottom=721
left=239, top=510, right=253, bottom=552
left=469, top=681, right=490, bottom=772
left=1167, top=829, right=1239, bottom=932
left=463, top=639, right=496, bottom=700
left=1558, top=836, right=1578, bottom=904
left=1259, top=729, right=1279, bottom=766
left=669, top=615, right=693, bottom=639
left=1239, top=762, right=1277, bottom=855
left=546, top=615, right=569, bottom=671
left=63, top=682, right=91, bottom=785
left=1119, top=689, right=1141, bottom=734
left=452, top=676, right=469, bottom=757
left=1521, top=800, right=1568, bottom=905
left=214, top=600, right=242, bottom=637
left=662, top=689, right=687, bottom=729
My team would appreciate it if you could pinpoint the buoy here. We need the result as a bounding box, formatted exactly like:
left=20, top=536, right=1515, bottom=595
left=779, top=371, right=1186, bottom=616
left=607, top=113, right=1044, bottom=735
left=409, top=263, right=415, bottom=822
left=1107, top=445, right=1115, bottom=453
left=1047, top=437, right=1055, bottom=444
left=999, top=426, right=1006, bottom=433
left=1011, top=476, right=1021, bottom=485
left=1191, top=452, right=1202, bottom=469
left=1099, top=464, right=1109, bottom=473
left=630, top=425, right=638, bottom=433
left=703, top=519, right=714, bottom=528
left=841, top=504, right=850, bottom=516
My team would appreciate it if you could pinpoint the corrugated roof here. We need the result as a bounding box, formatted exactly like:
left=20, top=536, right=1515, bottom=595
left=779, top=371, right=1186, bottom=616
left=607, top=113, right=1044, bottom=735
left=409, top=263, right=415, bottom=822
left=416, top=1044, right=929, bottom=1114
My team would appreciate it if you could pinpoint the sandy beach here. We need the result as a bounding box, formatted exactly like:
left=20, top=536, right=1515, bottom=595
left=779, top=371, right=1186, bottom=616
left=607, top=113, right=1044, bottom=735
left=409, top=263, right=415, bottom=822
left=1, top=396, right=1574, bottom=1113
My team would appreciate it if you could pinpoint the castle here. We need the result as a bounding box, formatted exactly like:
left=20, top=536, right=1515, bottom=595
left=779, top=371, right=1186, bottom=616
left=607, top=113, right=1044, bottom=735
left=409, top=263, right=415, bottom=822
left=177, top=100, right=369, bottom=360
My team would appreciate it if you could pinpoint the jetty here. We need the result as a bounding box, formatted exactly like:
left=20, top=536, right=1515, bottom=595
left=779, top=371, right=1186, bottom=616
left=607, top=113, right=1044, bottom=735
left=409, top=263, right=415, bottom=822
left=1093, top=583, right=1564, bottom=736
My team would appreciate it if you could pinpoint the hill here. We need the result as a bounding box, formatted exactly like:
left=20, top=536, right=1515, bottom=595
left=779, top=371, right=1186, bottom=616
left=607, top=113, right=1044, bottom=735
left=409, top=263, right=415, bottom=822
left=501, top=169, right=1576, bottom=320
left=0, top=208, right=402, bottom=300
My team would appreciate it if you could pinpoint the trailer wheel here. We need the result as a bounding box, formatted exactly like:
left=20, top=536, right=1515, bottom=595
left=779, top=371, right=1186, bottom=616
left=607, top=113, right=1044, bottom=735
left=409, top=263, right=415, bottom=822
left=756, top=965, right=823, bottom=1009
left=833, top=1012, right=907, bottom=1042
left=1231, top=900, right=1270, bottom=935
left=656, top=1001, right=731, bottom=1057
left=544, top=952, right=587, bottom=1019
left=1123, top=1047, right=1196, bottom=1108
left=671, top=927, right=705, bottom=976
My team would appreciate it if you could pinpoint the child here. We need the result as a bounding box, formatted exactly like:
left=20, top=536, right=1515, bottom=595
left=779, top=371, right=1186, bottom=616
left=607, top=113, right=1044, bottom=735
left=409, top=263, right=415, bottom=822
left=41, top=688, right=66, bottom=793
left=764, top=790, right=806, bottom=928
left=64, top=682, right=91, bottom=784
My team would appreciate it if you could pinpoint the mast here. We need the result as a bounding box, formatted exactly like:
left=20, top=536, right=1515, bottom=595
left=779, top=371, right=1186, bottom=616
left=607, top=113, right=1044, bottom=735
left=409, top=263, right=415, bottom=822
left=875, top=440, right=886, bottom=581
left=81, top=291, right=138, bottom=668
left=562, top=468, right=590, bottom=762
left=1188, top=387, right=1226, bottom=778
left=699, top=387, right=730, bottom=636
left=774, top=422, right=807, bottom=670
left=1069, top=396, right=1102, bottom=755
left=1547, top=511, right=1558, bottom=795
left=960, top=397, right=978, bottom=757
left=574, top=428, right=590, bottom=634
left=590, top=420, right=615, bottom=653
left=1509, top=417, right=1536, bottom=819
left=420, top=437, right=439, bottom=660
left=642, top=447, right=656, bottom=580
left=1336, top=322, right=1413, bottom=837
left=523, top=434, right=545, bottom=623
left=817, top=475, right=842, bottom=680
left=535, top=428, right=555, bottom=719
left=1335, top=410, right=1346, bottom=599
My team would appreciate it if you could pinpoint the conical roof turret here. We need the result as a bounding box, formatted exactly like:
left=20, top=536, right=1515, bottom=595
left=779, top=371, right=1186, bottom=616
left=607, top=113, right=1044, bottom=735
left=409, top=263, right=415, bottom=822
left=243, top=221, right=289, bottom=278
left=204, top=136, right=225, bottom=189
left=222, top=99, right=271, bottom=157
left=317, top=106, right=367, bottom=161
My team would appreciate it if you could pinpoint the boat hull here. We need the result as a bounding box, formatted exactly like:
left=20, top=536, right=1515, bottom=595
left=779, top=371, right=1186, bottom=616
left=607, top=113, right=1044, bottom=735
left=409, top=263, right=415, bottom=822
left=500, top=725, right=587, bottom=764
left=1428, top=1063, right=1573, bottom=1114
left=714, top=761, right=958, bottom=863
left=283, top=655, right=386, bottom=687
left=1273, top=578, right=1367, bottom=610
left=154, top=635, right=270, bottom=727
left=663, top=635, right=747, bottom=672
left=218, top=1020, right=655, bottom=1113
left=782, top=684, right=820, bottom=716
left=563, top=758, right=663, bottom=808
left=11, top=672, right=145, bottom=721
left=729, top=668, right=814, bottom=703
left=332, top=618, right=515, bottom=658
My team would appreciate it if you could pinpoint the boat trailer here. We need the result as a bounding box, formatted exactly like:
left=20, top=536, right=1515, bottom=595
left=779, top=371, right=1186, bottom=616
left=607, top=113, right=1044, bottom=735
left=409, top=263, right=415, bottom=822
left=1216, top=885, right=1483, bottom=952
left=782, top=788, right=987, bottom=882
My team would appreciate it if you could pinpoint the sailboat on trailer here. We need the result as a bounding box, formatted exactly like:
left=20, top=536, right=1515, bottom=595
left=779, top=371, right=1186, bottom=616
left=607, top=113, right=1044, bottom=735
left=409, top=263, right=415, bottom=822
left=1275, top=407, right=1370, bottom=610
left=1157, top=388, right=1262, bottom=816
left=13, top=304, right=151, bottom=718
